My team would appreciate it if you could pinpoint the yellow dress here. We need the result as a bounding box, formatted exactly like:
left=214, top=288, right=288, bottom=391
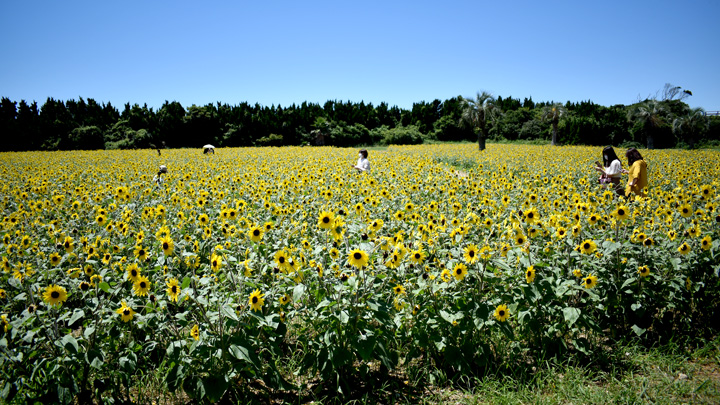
left=625, top=160, right=647, bottom=198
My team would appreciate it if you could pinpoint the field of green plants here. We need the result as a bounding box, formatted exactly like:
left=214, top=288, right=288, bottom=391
left=1, top=144, right=718, bottom=403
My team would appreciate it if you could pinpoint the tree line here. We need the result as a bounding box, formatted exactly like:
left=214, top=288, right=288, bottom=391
left=1, top=87, right=718, bottom=152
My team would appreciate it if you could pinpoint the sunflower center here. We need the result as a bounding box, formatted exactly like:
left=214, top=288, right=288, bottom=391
left=354, top=252, right=362, bottom=260
left=469, top=251, right=475, bottom=257
left=51, top=291, right=60, bottom=299
left=252, top=297, right=258, bottom=303
left=499, top=310, right=505, bottom=316
left=456, top=269, right=462, bottom=275
left=279, top=257, right=285, bottom=263
left=584, top=243, right=590, bottom=249
left=253, top=230, right=260, bottom=236
left=618, top=209, right=625, bottom=216
left=123, top=309, right=130, bottom=316
left=171, top=286, right=177, bottom=293
left=322, top=217, right=330, bottom=223
left=163, top=243, right=169, bottom=250
left=140, top=282, right=146, bottom=288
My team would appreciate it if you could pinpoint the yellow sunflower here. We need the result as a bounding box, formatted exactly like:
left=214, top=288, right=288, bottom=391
left=159, top=236, right=174, bottom=256
left=166, top=278, right=180, bottom=302
left=463, top=244, right=479, bottom=264
left=525, top=266, right=536, bottom=283
left=116, top=300, right=135, bottom=322
left=248, top=289, right=265, bottom=312
left=317, top=211, right=335, bottom=229
left=583, top=274, right=598, bottom=289
left=579, top=239, right=597, bottom=255
left=42, top=285, right=68, bottom=307
left=248, top=226, right=264, bottom=243
left=133, top=275, right=151, bottom=297
left=452, top=263, right=468, bottom=281
left=348, top=249, right=369, bottom=269
left=494, top=304, right=510, bottom=322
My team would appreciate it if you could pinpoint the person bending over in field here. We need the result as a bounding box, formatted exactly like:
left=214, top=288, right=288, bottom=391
left=153, top=165, right=167, bottom=185
left=594, top=146, right=623, bottom=195
left=351, top=149, right=370, bottom=172
left=622, top=148, right=647, bottom=199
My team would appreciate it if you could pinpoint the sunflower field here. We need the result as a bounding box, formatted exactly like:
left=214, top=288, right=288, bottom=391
left=1, top=144, right=719, bottom=403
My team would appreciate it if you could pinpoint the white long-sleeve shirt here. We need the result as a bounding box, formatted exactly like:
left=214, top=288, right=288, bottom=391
left=355, top=157, right=370, bottom=172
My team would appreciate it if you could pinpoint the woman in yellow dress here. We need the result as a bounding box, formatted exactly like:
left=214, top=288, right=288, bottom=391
left=622, top=147, right=647, bottom=199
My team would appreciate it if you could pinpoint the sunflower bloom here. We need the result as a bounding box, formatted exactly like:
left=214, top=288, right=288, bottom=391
left=126, top=263, right=141, bottom=282
left=453, top=263, right=468, bottom=281
left=166, top=278, right=180, bottom=302
left=393, top=284, right=406, bottom=295
left=583, top=274, right=598, bottom=289
left=317, top=211, right=335, bottom=229
left=210, top=253, right=223, bottom=272
left=525, top=266, right=536, bottom=283
left=190, top=324, right=200, bottom=340
left=348, top=249, right=369, bottom=269
left=116, top=300, right=135, bottom=322
left=463, top=244, right=479, bottom=264
left=613, top=205, right=630, bottom=221
left=248, top=289, right=265, bottom=312
left=494, top=304, right=509, bottom=322
left=678, top=242, right=691, bottom=255
left=248, top=226, right=264, bottom=243
left=159, top=236, right=174, bottom=256
left=638, top=266, right=650, bottom=277
left=701, top=235, right=712, bottom=251
left=579, top=239, right=597, bottom=255
left=42, top=285, right=68, bottom=307
left=133, top=275, right=152, bottom=297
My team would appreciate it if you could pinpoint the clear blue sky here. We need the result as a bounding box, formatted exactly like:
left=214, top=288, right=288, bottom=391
left=1, top=0, right=718, bottom=111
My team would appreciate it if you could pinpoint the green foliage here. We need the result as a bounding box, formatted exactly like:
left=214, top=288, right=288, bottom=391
left=0, top=95, right=713, bottom=151
left=373, top=125, right=424, bottom=146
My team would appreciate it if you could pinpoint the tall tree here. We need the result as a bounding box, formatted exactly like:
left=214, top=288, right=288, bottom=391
left=672, top=108, right=708, bottom=148
left=460, top=92, right=500, bottom=150
left=627, top=100, right=666, bottom=149
left=541, top=103, right=567, bottom=146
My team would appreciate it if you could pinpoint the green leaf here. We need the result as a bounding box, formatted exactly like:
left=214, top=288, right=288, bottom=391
left=220, top=304, right=238, bottom=321
left=83, top=326, right=95, bottom=339
left=338, top=310, right=349, bottom=324
left=181, top=277, right=192, bottom=289
left=631, top=324, right=646, bottom=336
left=631, top=302, right=642, bottom=311
left=61, top=335, right=79, bottom=354
left=68, top=309, right=84, bottom=327
left=229, top=344, right=253, bottom=363
left=86, top=349, right=104, bottom=369
left=166, top=363, right=184, bottom=392
left=563, top=307, right=581, bottom=327
left=203, top=375, right=228, bottom=403
left=98, top=282, right=110, bottom=293
left=293, top=283, right=306, bottom=302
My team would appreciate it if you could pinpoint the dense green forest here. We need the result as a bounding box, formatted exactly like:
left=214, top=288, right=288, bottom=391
left=1, top=90, right=718, bottom=151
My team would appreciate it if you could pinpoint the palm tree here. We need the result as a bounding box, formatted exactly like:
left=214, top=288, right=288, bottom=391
left=627, top=100, right=666, bottom=149
left=672, top=108, right=708, bottom=149
left=459, top=92, right=500, bottom=151
left=541, top=103, right=567, bottom=146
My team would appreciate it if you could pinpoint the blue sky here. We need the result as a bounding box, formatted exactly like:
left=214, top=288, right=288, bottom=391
left=1, top=0, right=718, bottom=111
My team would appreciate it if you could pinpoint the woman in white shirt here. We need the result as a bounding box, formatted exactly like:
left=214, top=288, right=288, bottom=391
left=351, top=149, right=370, bottom=172
left=594, top=146, right=623, bottom=194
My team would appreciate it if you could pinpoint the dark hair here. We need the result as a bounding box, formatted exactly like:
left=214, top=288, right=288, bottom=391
left=625, top=147, right=644, bottom=167
left=359, top=149, right=368, bottom=159
left=602, top=146, right=621, bottom=168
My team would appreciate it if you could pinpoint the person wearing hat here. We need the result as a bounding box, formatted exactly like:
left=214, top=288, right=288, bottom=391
left=153, top=165, right=167, bottom=185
